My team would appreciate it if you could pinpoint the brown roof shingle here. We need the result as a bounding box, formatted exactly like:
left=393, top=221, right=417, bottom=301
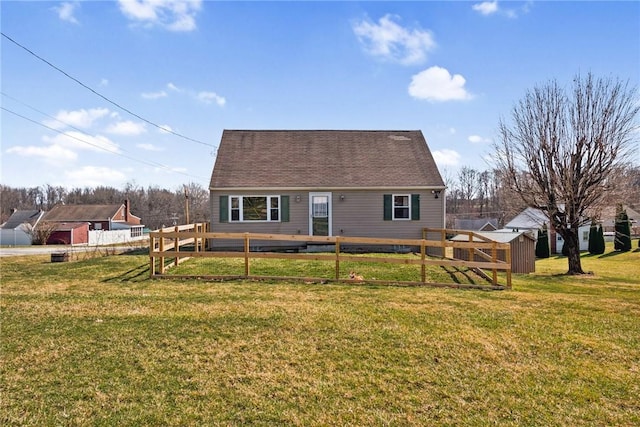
left=44, top=204, right=123, bottom=222
left=210, top=130, right=445, bottom=189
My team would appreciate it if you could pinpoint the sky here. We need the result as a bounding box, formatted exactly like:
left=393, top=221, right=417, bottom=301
left=1, top=0, right=639, bottom=191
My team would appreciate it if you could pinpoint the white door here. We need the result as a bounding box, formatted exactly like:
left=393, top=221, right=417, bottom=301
left=309, top=192, right=331, bottom=236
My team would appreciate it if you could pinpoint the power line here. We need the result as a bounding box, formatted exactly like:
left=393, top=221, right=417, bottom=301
left=1, top=31, right=216, bottom=149
left=1, top=105, right=208, bottom=182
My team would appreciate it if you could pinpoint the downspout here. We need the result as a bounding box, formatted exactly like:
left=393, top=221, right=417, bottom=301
left=442, top=188, right=447, bottom=229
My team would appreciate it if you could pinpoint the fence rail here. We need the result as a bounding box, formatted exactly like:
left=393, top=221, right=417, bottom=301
left=149, top=225, right=511, bottom=289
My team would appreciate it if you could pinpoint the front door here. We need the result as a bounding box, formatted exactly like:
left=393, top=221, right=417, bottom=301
left=309, top=192, right=331, bottom=236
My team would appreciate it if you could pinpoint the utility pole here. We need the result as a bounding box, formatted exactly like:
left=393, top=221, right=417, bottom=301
left=184, top=185, right=190, bottom=225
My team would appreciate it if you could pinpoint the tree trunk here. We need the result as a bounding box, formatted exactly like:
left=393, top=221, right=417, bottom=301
left=563, top=230, right=585, bottom=275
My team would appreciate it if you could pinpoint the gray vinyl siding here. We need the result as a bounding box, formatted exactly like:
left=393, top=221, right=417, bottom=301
left=209, top=189, right=445, bottom=249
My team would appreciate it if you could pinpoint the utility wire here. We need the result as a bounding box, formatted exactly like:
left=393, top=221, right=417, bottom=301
left=1, top=32, right=217, bottom=149
left=1, top=105, right=208, bottom=182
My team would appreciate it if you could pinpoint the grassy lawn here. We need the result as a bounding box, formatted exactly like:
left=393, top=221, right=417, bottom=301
left=1, top=245, right=639, bottom=426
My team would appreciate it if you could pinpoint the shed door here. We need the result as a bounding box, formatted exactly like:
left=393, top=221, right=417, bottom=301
left=309, top=192, right=331, bottom=236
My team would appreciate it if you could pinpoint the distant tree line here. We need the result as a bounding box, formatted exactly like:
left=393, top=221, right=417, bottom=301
left=444, top=164, right=640, bottom=229
left=1, top=182, right=209, bottom=230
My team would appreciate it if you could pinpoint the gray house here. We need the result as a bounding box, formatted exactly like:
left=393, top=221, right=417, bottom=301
left=209, top=130, right=446, bottom=249
left=0, top=210, right=45, bottom=245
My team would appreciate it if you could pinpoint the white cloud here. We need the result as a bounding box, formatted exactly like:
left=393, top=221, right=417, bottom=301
left=99, top=78, right=109, bottom=87
left=468, top=135, right=491, bottom=144
left=65, top=166, right=127, bottom=187
left=408, top=66, right=473, bottom=102
left=137, top=143, right=165, bottom=151
left=118, top=0, right=202, bottom=32
left=472, top=1, right=499, bottom=16
left=44, top=108, right=110, bottom=130
left=197, top=91, right=226, bottom=106
left=6, top=144, right=77, bottom=163
left=167, top=82, right=181, bottom=92
left=43, top=131, right=120, bottom=154
left=432, top=149, right=461, bottom=166
left=473, top=1, right=531, bottom=18
left=54, top=2, right=80, bottom=24
left=141, top=90, right=168, bottom=99
left=105, top=120, right=147, bottom=136
left=353, top=14, right=436, bottom=65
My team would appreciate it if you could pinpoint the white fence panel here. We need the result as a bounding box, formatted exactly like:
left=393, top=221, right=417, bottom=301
left=0, top=230, right=32, bottom=246
left=88, top=230, right=148, bottom=246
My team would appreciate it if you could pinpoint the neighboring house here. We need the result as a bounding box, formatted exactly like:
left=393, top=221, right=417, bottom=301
left=505, top=207, right=589, bottom=253
left=44, top=200, right=142, bottom=230
left=0, top=209, right=45, bottom=245
left=454, top=218, right=499, bottom=232
left=450, top=230, right=535, bottom=274
left=43, top=201, right=145, bottom=244
left=209, top=130, right=446, bottom=250
left=47, top=222, right=90, bottom=245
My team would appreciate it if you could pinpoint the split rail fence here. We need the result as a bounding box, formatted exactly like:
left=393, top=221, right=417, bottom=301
left=149, top=224, right=512, bottom=289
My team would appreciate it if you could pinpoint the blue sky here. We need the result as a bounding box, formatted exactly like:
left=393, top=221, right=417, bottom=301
left=1, top=0, right=639, bottom=190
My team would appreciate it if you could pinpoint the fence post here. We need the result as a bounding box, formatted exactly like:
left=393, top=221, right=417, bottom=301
left=441, top=229, right=446, bottom=258
left=244, top=233, right=250, bottom=277
left=174, top=226, right=180, bottom=267
left=335, top=237, right=341, bottom=280
left=505, top=245, right=512, bottom=289
left=159, top=230, right=165, bottom=274
left=491, top=241, right=498, bottom=286
left=150, top=233, right=155, bottom=278
left=421, top=239, right=426, bottom=284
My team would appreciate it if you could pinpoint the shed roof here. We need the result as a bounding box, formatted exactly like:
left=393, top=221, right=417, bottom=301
left=450, top=230, right=534, bottom=244
left=51, top=222, right=89, bottom=231
left=210, top=130, right=445, bottom=189
left=1, top=210, right=45, bottom=229
left=44, top=204, right=123, bottom=222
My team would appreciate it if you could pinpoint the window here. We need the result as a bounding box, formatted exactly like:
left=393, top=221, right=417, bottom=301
left=582, top=231, right=589, bottom=241
left=393, top=194, right=410, bottom=220
left=383, top=194, right=420, bottom=221
left=130, top=226, right=143, bottom=238
left=229, top=196, right=280, bottom=222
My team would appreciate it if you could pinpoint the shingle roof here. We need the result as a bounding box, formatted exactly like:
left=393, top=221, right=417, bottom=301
left=44, top=204, right=123, bottom=222
left=505, top=207, right=549, bottom=230
left=454, top=218, right=499, bottom=231
left=1, top=210, right=44, bottom=229
left=210, top=130, right=445, bottom=189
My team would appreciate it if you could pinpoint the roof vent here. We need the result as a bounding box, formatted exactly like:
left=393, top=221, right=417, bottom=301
left=388, top=135, right=411, bottom=141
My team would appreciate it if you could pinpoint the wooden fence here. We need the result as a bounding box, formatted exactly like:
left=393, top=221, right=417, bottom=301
left=149, top=224, right=512, bottom=289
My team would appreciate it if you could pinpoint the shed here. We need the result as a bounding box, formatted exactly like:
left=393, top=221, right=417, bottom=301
left=450, top=230, right=535, bottom=274
left=47, top=222, right=89, bottom=245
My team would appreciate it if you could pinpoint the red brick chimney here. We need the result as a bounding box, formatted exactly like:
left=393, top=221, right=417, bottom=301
left=124, top=199, right=130, bottom=223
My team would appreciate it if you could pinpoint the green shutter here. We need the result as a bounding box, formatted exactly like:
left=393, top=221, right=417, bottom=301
left=383, top=194, right=392, bottom=221
left=411, top=194, right=420, bottom=220
left=281, top=196, right=290, bottom=222
left=219, top=195, right=228, bottom=223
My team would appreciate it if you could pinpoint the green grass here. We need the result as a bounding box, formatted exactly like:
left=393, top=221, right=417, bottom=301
left=1, top=245, right=639, bottom=426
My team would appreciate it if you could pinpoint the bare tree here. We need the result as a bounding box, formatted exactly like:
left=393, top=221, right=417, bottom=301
left=494, top=73, right=638, bottom=274
left=458, top=166, right=479, bottom=215
left=28, top=220, right=58, bottom=245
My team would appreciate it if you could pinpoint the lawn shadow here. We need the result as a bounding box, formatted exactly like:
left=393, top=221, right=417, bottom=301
left=598, top=250, right=626, bottom=259
left=103, top=263, right=150, bottom=283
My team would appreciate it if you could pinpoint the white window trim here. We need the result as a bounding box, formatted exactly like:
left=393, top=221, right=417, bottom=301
left=392, top=193, right=411, bottom=221
left=229, top=195, right=281, bottom=222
